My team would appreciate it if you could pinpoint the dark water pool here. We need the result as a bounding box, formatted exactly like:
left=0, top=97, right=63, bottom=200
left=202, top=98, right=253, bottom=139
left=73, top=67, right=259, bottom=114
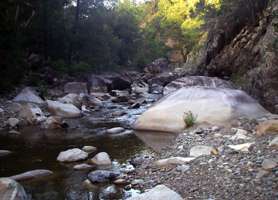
left=0, top=127, right=146, bottom=200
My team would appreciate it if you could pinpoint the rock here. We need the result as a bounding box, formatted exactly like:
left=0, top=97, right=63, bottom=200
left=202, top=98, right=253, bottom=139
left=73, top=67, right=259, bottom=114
left=73, top=163, right=94, bottom=170
left=132, top=82, right=149, bottom=95
left=57, top=148, right=88, bottom=162
left=164, top=76, right=234, bottom=95
left=134, top=87, right=269, bottom=133
left=81, top=94, right=103, bottom=107
left=120, top=164, right=135, bottom=173
left=88, top=170, right=120, bottom=183
left=82, top=146, right=97, bottom=153
left=228, top=143, right=254, bottom=152
left=155, top=157, right=195, bottom=167
left=47, top=100, right=81, bottom=118
left=0, top=178, right=28, bottom=200
left=269, top=136, right=278, bottom=148
left=9, top=169, right=53, bottom=181
left=0, top=108, right=4, bottom=114
left=230, top=129, right=250, bottom=140
left=256, top=120, right=278, bottom=136
left=131, top=179, right=144, bottom=186
left=126, top=184, right=183, bottom=200
left=19, top=103, right=46, bottom=124
left=7, top=118, right=20, bottom=128
left=255, top=169, right=269, bottom=179
left=8, top=130, right=21, bottom=135
left=261, top=159, right=277, bottom=171
left=189, top=145, right=215, bottom=157
left=13, top=87, right=44, bottom=104
left=114, top=178, right=128, bottom=185
left=64, top=82, right=88, bottom=94
left=58, top=93, right=81, bottom=107
left=99, top=185, right=118, bottom=199
left=42, top=116, right=65, bottom=129
left=106, top=127, right=125, bottom=134
left=0, top=150, right=12, bottom=157
left=176, top=164, right=190, bottom=173
left=91, top=152, right=112, bottom=166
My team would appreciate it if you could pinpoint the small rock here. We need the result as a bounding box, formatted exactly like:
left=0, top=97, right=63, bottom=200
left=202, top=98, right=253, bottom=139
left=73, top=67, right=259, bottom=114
left=8, top=130, right=21, bottom=135
left=19, top=103, right=46, bottom=124
left=131, top=179, right=144, bottom=186
left=211, top=126, right=220, bottom=132
left=73, top=163, right=94, bottom=170
left=106, top=127, right=125, bottom=134
left=42, top=116, right=64, bottom=129
left=269, top=136, right=278, bottom=148
left=88, top=170, right=120, bottom=183
left=155, top=157, right=195, bottom=167
left=256, top=120, right=278, bottom=136
left=120, top=164, right=135, bottom=173
left=91, top=152, right=112, bottom=166
left=230, top=129, right=250, bottom=140
left=0, top=150, right=12, bottom=157
left=114, top=178, right=128, bottom=185
left=228, top=143, right=254, bottom=152
left=189, top=145, right=215, bottom=157
left=57, top=148, right=88, bottom=162
left=256, top=169, right=269, bottom=179
left=82, top=146, right=97, bottom=153
left=176, top=164, right=190, bottom=173
left=0, top=108, right=4, bottom=114
left=0, top=178, right=28, bottom=200
left=126, top=184, right=183, bottom=200
left=261, top=159, right=277, bottom=171
left=9, top=169, right=53, bottom=181
left=99, top=185, right=118, bottom=199
left=83, top=179, right=96, bottom=190
left=47, top=100, right=81, bottom=118
left=7, top=118, right=20, bottom=128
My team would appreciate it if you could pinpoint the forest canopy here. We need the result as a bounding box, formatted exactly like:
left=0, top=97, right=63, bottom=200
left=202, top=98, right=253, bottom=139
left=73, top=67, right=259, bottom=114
left=0, top=0, right=259, bottom=91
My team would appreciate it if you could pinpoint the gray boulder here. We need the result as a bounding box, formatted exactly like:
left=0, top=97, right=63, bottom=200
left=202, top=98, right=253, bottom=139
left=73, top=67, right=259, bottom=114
left=0, top=178, right=28, bottom=200
left=13, top=87, right=44, bottom=104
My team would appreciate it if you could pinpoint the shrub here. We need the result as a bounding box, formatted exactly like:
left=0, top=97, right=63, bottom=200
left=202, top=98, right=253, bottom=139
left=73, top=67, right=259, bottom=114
left=183, top=111, right=197, bottom=128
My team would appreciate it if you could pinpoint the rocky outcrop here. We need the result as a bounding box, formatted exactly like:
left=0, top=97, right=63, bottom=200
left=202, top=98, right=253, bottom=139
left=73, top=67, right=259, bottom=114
left=13, top=87, right=44, bottom=104
left=64, top=82, right=88, bottom=94
left=0, top=178, right=28, bottom=200
left=191, top=1, right=278, bottom=113
left=134, top=87, right=270, bottom=133
left=47, top=100, right=81, bottom=118
left=164, top=76, right=234, bottom=95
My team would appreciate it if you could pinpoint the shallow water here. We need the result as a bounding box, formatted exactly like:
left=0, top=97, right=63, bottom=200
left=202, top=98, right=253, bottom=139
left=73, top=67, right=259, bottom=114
left=0, top=127, right=146, bottom=200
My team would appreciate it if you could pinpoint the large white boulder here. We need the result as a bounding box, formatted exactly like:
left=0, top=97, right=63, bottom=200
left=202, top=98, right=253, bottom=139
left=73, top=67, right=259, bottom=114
left=126, top=185, right=183, bottom=200
left=57, top=148, right=88, bottom=162
left=134, top=87, right=270, bottom=133
left=47, top=100, right=81, bottom=118
left=0, top=178, right=28, bottom=200
left=13, top=87, right=44, bottom=104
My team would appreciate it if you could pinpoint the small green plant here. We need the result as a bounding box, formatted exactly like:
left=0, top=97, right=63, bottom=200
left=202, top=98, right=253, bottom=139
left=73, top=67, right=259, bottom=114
left=183, top=111, right=197, bottom=128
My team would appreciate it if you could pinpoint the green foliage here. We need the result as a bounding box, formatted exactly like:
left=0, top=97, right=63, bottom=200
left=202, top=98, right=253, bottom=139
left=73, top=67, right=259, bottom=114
left=183, top=111, right=197, bottom=128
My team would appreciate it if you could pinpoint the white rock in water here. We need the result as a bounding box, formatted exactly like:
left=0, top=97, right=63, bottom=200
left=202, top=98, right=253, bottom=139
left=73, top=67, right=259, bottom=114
left=134, top=87, right=269, bottom=133
left=126, top=185, right=183, bottom=200
left=228, top=143, right=254, bottom=152
left=82, top=146, right=97, bottom=153
left=47, top=100, right=81, bottom=118
left=13, top=87, right=44, bottom=104
left=57, top=148, right=88, bottom=162
left=189, top=145, right=215, bottom=157
left=0, top=178, right=28, bottom=200
left=91, top=152, right=112, bottom=166
left=269, top=136, right=278, bottom=148
left=7, top=118, right=20, bottom=128
left=106, top=127, right=125, bottom=134
left=155, top=157, right=195, bottom=167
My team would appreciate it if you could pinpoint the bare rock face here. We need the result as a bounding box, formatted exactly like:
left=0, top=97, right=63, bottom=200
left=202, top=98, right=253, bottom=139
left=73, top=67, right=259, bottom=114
left=13, top=87, right=44, bottom=104
left=64, top=82, right=88, bottom=94
left=164, top=76, right=234, bottom=95
left=0, top=178, right=28, bottom=200
left=126, top=185, right=183, bottom=200
left=47, top=100, right=81, bottom=118
left=134, top=87, right=270, bottom=133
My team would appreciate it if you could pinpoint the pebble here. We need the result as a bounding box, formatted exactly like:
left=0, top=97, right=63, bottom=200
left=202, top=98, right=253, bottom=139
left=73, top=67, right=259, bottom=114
left=269, top=136, right=278, bottom=148
left=261, top=159, right=277, bottom=170
left=106, top=127, right=125, bottom=134
left=176, top=164, right=190, bottom=173
left=73, top=163, right=94, bottom=170
left=82, top=146, right=97, bottom=153
left=228, top=143, right=254, bottom=152
left=189, top=145, right=215, bottom=157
